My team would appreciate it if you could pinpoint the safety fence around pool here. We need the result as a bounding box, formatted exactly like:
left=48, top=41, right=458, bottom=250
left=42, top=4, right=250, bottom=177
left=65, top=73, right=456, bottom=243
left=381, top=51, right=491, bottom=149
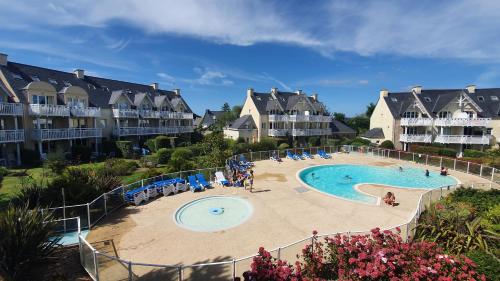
left=42, top=145, right=499, bottom=280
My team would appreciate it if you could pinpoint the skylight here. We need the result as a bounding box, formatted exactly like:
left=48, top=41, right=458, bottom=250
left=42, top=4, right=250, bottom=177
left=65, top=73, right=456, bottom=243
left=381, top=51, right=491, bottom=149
left=48, top=78, right=58, bottom=85
left=491, top=96, right=499, bottom=101
left=477, top=96, right=485, bottom=102
left=391, top=97, right=397, bottom=102
left=424, top=97, right=432, bottom=102
left=31, top=75, right=40, bottom=82
left=11, top=73, right=22, bottom=80
left=63, top=81, right=72, bottom=87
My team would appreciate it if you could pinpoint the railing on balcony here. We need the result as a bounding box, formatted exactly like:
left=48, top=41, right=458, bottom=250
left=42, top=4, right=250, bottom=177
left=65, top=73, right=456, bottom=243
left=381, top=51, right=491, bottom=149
left=158, top=111, right=193, bottom=119
left=177, top=126, right=194, bottom=133
left=112, top=109, right=139, bottom=118
left=0, top=103, right=23, bottom=116
left=269, top=114, right=332, bottom=122
left=70, top=107, right=101, bottom=117
left=114, top=126, right=193, bottom=136
left=0, top=129, right=24, bottom=143
left=268, top=129, right=288, bottom=137
left=29, top=104, right=70, bottom=117
left=400, top=118, right=433, bottom=126
left=399, top=134, right=432, bottom=143
left=32, top=128, right=102, bottom=141
left=434, top=134, right=492, bottom=145
left=139, top=110, right=160, bottom=119
left=292, top=128, right=332, bottom=136
left=434, top=118, right=491, bottom=127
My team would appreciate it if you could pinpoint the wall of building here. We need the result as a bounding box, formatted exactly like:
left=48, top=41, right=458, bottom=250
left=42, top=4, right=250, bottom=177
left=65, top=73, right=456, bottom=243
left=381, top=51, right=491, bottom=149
left=224, top=129, right=257, bottom=143
left=370, top=93, right=395, bottom=143
left=240, top=94, right=262, bottom=141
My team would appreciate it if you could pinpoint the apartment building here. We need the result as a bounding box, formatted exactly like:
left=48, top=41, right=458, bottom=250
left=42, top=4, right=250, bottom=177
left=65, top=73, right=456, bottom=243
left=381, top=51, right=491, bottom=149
left=239, top=88, right=332, bottom=142
left=0, top=53, right=193, bottom=165
left=367, top=85, right=500, bottom=154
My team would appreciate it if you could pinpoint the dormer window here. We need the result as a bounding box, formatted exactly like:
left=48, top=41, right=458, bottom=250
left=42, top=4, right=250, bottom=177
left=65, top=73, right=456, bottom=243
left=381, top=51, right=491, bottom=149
left=48, top=78, right=58, bottom=85
left=478, top=96, right=485, bottom=102
left=11, top=73, right=22, bottom=80
left=424, top=97, right=431, bottom=102
left=31, top=75, right=40, bottom=82
left=403, top=111, right=417, bottom=118
left=63, top=81, right=72, bottom=87
left=491, top=96, right=499, bottom=101
left=391, top=97, right=397, bottom=102
left=102, top=86, right=109, bottom=92
left=438, top=111, right=451, bottom=118
left=87, top=84, right=96, bottom=90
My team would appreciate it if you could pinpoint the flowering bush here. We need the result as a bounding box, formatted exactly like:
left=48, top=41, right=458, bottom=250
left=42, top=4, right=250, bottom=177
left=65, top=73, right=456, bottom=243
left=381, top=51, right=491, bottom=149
left=244, top=228, right=485, bottom=281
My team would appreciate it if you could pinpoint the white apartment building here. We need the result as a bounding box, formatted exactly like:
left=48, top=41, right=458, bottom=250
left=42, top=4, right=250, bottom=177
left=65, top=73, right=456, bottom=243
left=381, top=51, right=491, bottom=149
left=366, top=85, right=500, bottom=154
left=236, top=88, right=333, bottom=142
left=0, top=53, right=194, bottom=165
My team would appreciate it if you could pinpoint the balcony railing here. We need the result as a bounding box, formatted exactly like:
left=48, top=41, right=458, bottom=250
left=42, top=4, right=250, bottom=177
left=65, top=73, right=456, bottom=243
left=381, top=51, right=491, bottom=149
left=399, top=134, right=433, bottom=143
left=268, top=129, right=289, bottom=137
left=113, top=126, right=194, bottom=136
left=29, top=104, right=70, bottom=117
left=434, top=134, right=492, bottom=145
left=159, top=111, right=193, bottom=119
left=139, top=110, right=160, bottom=119
left=269, top=114, right=332, bottom=122
left=434, top=118, right=491, bottom=127
left=0, top=129, right=24, bottom=143
left=70, top=107, right=101, bottom=118
left=268, top=128, right=331, bottom=137
left=400, top=118, right=433, bottom=126
left=0, top=103, right=23, bottom=116
left=112, top=109, right=139, bottom=118
left=32, top=128, right=102, bottom=141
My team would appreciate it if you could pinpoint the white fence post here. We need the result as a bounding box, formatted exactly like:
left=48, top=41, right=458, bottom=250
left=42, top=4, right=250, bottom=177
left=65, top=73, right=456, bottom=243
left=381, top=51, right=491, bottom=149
left=86, top=203, right=91, bottom=229
left=480, top=165, right=483, bottom=177
left=398, top=151, right=401, bottom=160
left=103, top=193, right=107, bottom=215
left=439, top=157, right=443, bottom=167
left=453, top=159, right=456, bottom=170
left=277, top=247, right=281, bottom=260
left=492, top=168, right=496, bottom=182
left=467, top=162, right=470, bottom=174
left=232, top=259, right=236, bottom=281
left=93, top=251, right=99, bottom=280
left=426, top=155, right=428, bottom=165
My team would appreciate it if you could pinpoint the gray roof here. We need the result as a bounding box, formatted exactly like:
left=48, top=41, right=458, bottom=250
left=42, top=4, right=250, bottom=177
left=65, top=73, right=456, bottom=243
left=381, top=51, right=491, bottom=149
left=331, top=120, right=356, bottom=134
left=0, top=62, right=192, bottom=112
left=250, top=90, right=328, bottom=115
left=363, top=128, right=385, bottom=139
left=200, top=110, right=227, bottom=126
left=228, top=115, right=256, bottom=130
left=383, top=88, right=500, bottom=118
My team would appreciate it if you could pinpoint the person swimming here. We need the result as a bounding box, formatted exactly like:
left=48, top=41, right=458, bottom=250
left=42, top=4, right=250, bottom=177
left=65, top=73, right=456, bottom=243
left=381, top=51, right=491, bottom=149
left=344, top=175, right=352, bottom=182
left=399, top=166, right=403, bottom=172
left=425, top=169, right=430, bottom=177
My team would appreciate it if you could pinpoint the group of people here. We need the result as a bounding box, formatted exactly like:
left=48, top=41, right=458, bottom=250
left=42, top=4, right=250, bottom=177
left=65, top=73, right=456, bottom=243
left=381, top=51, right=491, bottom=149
left=229, top=168, right=254, bottom=192
left=440, top=166, right=449, bottom=176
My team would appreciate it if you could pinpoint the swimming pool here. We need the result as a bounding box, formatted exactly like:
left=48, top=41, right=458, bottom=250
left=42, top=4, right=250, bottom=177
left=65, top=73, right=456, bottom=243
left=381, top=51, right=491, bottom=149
left=174, top=196, right=253, bottom=232
left=298, top=165, right=458, bottom=204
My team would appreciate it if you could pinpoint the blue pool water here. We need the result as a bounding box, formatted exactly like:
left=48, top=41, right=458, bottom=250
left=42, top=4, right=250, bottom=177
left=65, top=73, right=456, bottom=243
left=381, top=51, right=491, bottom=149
left=174, top=196, right=253, bottom=232
left=299, top=165, right=457, bottom=204
left=50, top=230, right=89, bottom=245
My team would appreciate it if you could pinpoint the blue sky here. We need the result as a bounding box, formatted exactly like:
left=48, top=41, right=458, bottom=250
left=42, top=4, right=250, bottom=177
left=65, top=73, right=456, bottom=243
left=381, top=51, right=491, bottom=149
left=1, top=0, right=500, bottom=116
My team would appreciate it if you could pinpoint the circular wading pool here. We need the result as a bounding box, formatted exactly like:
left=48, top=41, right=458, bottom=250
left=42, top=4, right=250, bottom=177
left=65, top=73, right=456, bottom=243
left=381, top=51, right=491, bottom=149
left=174, top=196, right=253, bottom=232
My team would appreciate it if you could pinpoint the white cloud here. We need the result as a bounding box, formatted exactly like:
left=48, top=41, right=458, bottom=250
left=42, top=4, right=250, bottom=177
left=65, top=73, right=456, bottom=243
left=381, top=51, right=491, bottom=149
left=2, top=0, right=500, bottom=60
left=184, top=68, right=234, bottom=86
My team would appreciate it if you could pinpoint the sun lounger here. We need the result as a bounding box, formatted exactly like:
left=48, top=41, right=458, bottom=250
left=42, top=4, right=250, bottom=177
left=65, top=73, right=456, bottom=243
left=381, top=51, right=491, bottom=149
left=293, top=153, right=302, bottom=160
left=239, top=154, right=255, bottom=166
left=188, top=175, right=203, bottom=192
left=318, top=150, right=331, bottom=159
left=196, top=174, right=211, bottom=188
left=286, top=151, right=298, bottom=160
left=175, top=182, right=188, bottom=192
left=163, top=184, right=177, bottom=196
left=303, top=151, right=314, bottom=159
left=215, top=171, right=230, bottom=186
left=146, top=185, right=158, bottom=198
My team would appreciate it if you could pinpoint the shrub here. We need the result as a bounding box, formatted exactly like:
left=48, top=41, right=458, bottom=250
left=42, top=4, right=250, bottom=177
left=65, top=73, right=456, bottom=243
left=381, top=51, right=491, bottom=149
left=0, top=204, right=61, bottom=281
left=307, top=136, right=320, bottom=147
left=438, top=148, right=457, bottom=157
left=379, top=140, right=394, bottom=149
left=155, top=136, right=171, bottom=150
left=446, top=187, right=500, bottom=215
left=11, top=178, right=45, bottom=208
left=115, top=141, right=133, bottom=158
left=145, top=138, right=157, bottom=153
left=278, top=143, right=289, bottom=150
left=463, top=149, right=487, bottom=158
left=156, top=148, right=172, bottom=164
left=0, top=166, right=9, bottom=181
left=45, top=150, right=67, bottom=174
left=71, top=145, right=92, bottom=162
left=139, top=154, right=158, bottom=168
left=141, top=168, right=162, bottom=180
left=467, top=250, right=500, bottom=280
left=251, top=138, right=277, bottom=151
left=169, top=148, right=194, bottom=171
left=348, top=137, right=371, bottom=146
left=21, top=149, right=41, bottom=167
left=103, top=158, right=138, bottom=176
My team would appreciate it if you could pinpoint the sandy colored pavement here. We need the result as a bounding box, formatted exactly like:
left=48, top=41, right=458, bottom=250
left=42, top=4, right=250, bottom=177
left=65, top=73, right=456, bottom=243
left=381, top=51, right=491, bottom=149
left=86, top=152, right=496, bottom=279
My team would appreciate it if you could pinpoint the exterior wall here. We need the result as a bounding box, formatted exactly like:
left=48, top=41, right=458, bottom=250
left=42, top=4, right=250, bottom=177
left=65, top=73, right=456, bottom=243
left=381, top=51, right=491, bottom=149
left=490, top=120, right=500, bottom=148
left=240, top=95, right=262, bottom=141
left=370, top=96, right=395, bottom=143
left=223, top=129, right=257, bottom=143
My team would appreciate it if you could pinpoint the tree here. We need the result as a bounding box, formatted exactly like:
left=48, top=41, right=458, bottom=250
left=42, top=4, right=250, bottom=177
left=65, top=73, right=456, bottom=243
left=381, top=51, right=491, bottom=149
left=346, top=114, right=370, bottom=134
left=221, top=102, right=231, bottom=112
left=232, top=105, right=242, bottom=118
left=365, top=102, right=376, bottom=118
left=198, top=132, right=231, bottom=168
left=332, top=112, right=346, bottom=122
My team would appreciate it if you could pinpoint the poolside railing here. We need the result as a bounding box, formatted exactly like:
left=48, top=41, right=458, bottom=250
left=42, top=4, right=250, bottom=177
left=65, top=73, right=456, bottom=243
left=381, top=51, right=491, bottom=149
left=38, top=145, right=498, bottom=280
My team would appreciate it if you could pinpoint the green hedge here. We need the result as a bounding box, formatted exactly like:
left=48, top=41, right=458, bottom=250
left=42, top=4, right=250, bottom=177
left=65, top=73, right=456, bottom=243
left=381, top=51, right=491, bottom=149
left=115, top=141, right=133, bottom=158
left=379, top=140, right=394, bottom=149
left=463, top=149, right=486, bottom=158
left=466, top=250, right=500, bottom=280
left=414, top=146, right=457, bottom=157
left=156, top=148, right=172, bottom=164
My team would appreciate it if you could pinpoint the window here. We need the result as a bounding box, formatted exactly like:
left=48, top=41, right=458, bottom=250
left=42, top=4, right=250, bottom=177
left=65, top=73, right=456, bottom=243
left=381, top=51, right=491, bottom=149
left=491, top=96, right=499, bottom=101
left=68, top=97, right=85, bottom=108
left=98, top=119, right=107, bottom=128
left=48, top=78, right=58, bottom=85
left=102, top=86, right=109, bottom=92
left=424, top=97, right=431, bottom=102
left=117, top=102, right=129, bottom=110
left=464, top=111, right=474, bottom=118
left=402, top=111, right=417, bottom=118
left=32, top=95, right=54, bottom=105
left=391, top=97, right=397, bottom=102
left=11, top=73, right=22, bottom=80
left=30, top=75, right=40, bottom=82
left=438, top=111, right=451, bottom=118
left=63, top=81, right=72, bottom=87
left=478, top=96, right=485, bottom=102
left=32, top=118, right=53, bottom=129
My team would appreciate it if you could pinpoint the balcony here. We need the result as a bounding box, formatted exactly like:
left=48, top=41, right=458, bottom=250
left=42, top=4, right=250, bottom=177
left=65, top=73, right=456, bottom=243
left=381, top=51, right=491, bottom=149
left=268, top=129, right=289, bottom=137
left=70, top=107, right=101, bottom=118
left=32, top=128, right=102, bottom=141
left=399, top=134, right=432, bottom=143
left=29, top=104, right=70, bottom=117
left=139, top=110, right=160, bottom=119
left=113, top=126, right=193, bottom=136
left=0, top=129, right=24, bottom=143
left=434, top=118, right=491, bottom=127
left=0, top=103, right=23, bottom=116
left=292, top=128, right=332, bottom=136
left=434, top=134, right=492, bottom=145
left=112, top=108, right=139, bottom=118
left=268, top=114, right=332, bottom=122
left=177, top=126, right=194, bottom=133
left=159, top=111, right=193, bottom=119
left=400, top=118, right=433, bottom=126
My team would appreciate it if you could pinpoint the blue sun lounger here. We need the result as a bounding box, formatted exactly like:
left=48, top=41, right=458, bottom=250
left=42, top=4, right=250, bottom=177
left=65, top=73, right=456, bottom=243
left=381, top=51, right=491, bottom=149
left=286, top=151, right=300, bottom=160
left=318, top=150, right=331, bottom=159
left=302, top=151, right=313, bottom=159
left=196, top=174, right=211, bottom=188
left=188, top=175, right=203, bottom=192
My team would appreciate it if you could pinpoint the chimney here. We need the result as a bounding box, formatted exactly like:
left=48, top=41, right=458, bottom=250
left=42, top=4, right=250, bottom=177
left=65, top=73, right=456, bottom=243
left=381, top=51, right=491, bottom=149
left=311, top=93, right=318, bottom=101
left=295, top=89, right=302, bottom=95
left=0, top=53, right=7, bottom=66
left=411, top=85, right=422, bottom=94
left=465, top=84, right=476, bottom=94
left=271, top=87, right=278, bottom=95
left=379, top=89, right=389, bottom=99
left=174, top=88, right=181, bottom=96
left=247, top=88, right=254, bottom=98
left=151, top=82, right=159, bottom=91
left=74, top=69, right=85, bottom=79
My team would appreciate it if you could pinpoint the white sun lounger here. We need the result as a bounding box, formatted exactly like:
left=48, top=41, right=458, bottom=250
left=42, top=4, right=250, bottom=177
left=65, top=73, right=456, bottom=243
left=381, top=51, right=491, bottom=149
left=215, top=171, right=230, bottom=186
left=163, top=184, right=177, bottom=196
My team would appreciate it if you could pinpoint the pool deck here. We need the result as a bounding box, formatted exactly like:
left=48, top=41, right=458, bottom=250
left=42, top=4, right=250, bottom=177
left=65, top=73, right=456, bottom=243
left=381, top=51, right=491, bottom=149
left=87, top=152, right=496, bottom=274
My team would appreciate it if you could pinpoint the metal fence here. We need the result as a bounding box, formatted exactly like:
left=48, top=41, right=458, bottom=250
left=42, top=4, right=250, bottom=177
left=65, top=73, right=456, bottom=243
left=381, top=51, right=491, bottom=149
left=46, top=145, right=498, bottom=280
